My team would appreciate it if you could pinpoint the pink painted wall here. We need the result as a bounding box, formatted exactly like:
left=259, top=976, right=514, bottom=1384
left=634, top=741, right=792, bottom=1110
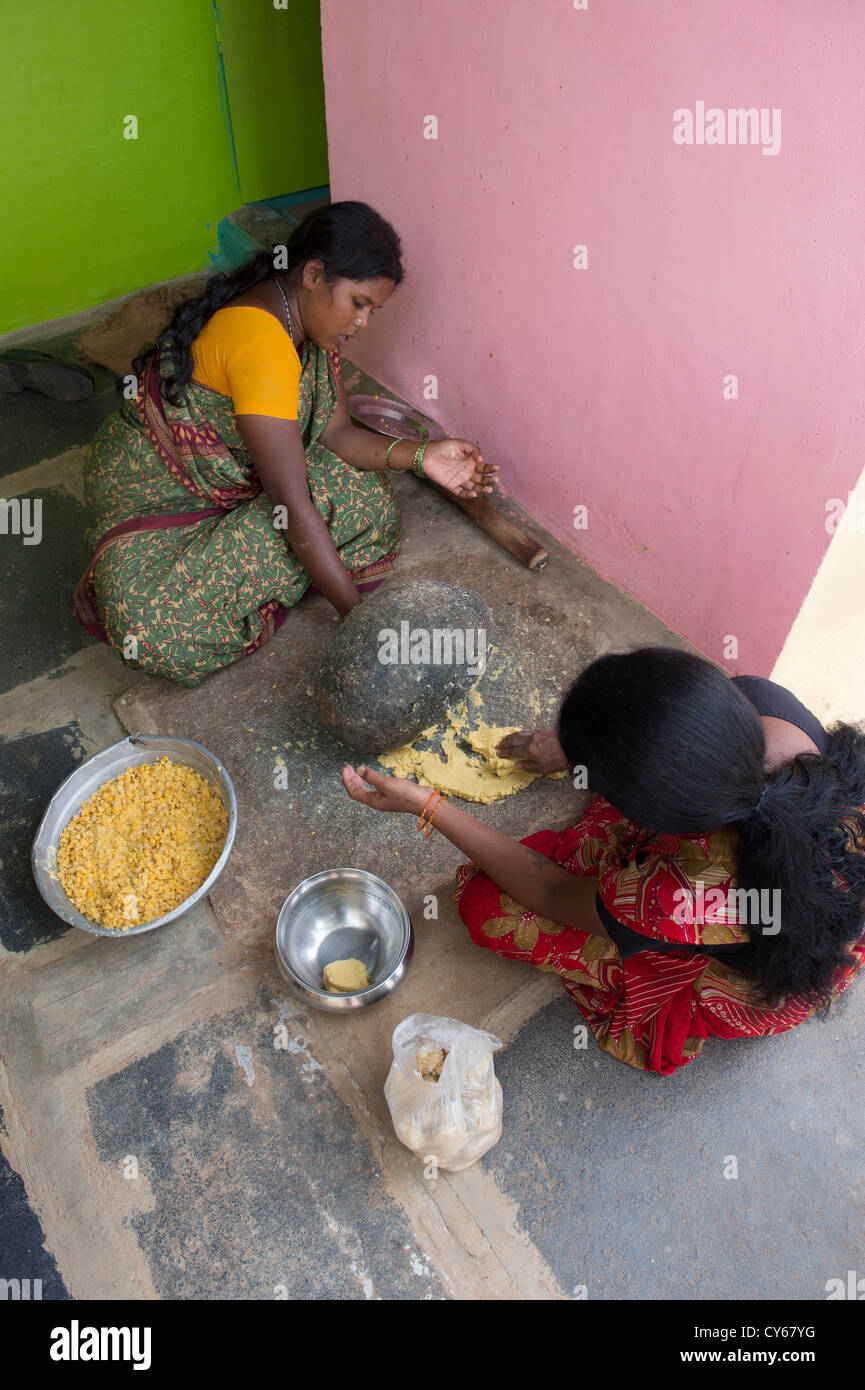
left=320, top=0, right=865, bottom=673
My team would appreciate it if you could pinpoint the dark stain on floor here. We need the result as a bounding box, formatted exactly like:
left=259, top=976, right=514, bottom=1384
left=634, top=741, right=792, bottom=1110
left=0, top=722, right=87, bottom=953
left=0, top=487, right=92, bottom=695
left=0, top=1108, right=70, bottom=1299
left=87, top=989, right=445, bottom=1300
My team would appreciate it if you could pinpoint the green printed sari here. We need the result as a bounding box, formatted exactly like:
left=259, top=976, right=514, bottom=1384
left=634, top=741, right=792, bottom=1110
left=75, top=341, right=400, bottom=686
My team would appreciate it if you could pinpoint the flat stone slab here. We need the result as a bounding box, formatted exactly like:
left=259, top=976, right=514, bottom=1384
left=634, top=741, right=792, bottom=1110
left=114, top=472, right=684, bottom=953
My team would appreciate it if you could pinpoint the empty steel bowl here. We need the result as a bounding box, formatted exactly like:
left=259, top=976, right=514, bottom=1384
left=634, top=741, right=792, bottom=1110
left=31, top=734, right=237, bottom=937
left=275, top=868, right=413, bottom=1011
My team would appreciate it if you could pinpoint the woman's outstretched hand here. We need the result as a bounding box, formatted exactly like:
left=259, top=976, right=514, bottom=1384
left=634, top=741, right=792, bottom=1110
left=496, top=730, right=570, bottom=774
left=342, top=763, right=429, bottom=814
left=421, top=438, right=499, bottom=498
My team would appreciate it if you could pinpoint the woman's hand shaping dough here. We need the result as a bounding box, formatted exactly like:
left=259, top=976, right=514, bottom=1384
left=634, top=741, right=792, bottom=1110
left=495, top=729, right=570, bottom=774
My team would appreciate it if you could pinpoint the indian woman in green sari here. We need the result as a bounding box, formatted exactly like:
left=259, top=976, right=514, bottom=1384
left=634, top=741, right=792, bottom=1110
left=76, top=201, right=496, bottom=687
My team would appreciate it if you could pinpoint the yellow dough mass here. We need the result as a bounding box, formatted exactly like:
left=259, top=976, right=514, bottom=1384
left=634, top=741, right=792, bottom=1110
left=322, top=957, right=371, bottom=993
left=378, top=702, right=543, bottom=803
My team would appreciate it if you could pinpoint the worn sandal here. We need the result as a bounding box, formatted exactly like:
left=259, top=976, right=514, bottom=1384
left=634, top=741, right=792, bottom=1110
left=0, top=349, right=95, bottom=401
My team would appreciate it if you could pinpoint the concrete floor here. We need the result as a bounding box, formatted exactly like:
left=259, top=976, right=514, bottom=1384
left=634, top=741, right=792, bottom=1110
left=1, top=292, right=862, bottom=1303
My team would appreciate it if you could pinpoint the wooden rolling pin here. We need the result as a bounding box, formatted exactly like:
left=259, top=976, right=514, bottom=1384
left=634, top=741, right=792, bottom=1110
left=427, top=480, right=549, bottom=571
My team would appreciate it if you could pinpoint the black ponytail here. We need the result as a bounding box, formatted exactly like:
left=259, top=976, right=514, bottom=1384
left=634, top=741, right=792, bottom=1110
left=735, top=726, right=865, bottom=1008
left=557, top=647, right=865, bottom=1008
left=132, top=201, right=405, bottom=407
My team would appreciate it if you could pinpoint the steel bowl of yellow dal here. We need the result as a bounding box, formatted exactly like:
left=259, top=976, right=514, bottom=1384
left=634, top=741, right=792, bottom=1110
left=31, top=735, right=237, bottom=937
left=275, top=868, right=413, bottom=1011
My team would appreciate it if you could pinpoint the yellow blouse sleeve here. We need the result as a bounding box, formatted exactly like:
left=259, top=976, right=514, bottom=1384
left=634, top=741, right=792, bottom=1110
left=191, top=306, right=302, bottom=420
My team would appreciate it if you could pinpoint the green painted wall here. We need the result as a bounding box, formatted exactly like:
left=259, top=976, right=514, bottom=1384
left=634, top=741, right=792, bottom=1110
left=217, top=0, right=329, bottom=205
left=0, top=0, right=329, bottom=335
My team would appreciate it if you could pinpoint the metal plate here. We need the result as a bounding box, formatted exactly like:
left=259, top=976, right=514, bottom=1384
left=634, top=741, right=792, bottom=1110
left=347, top=393, right=447, bottom=443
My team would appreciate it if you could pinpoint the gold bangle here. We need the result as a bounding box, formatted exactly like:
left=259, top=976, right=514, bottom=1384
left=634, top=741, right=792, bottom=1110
left=385, top=437, right=404, bottom=471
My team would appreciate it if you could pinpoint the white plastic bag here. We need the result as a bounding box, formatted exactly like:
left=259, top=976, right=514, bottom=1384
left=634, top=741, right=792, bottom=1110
left=384, top=1013, right=504, bottom=1172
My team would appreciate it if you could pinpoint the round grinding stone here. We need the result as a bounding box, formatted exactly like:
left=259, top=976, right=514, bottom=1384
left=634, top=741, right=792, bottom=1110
left=313, top=580, right=493, bottom=752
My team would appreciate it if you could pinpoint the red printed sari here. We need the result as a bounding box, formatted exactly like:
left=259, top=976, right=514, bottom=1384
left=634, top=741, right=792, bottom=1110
left=452, top=795, right=865, bottom=1075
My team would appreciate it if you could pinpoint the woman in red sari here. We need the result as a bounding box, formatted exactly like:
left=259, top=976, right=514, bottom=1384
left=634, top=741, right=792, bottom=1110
left=342, top=648, right=865, bottom=1075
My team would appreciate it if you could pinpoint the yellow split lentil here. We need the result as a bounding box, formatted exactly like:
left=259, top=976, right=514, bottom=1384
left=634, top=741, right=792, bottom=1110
left=57, top=757, right=229, bottom=929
